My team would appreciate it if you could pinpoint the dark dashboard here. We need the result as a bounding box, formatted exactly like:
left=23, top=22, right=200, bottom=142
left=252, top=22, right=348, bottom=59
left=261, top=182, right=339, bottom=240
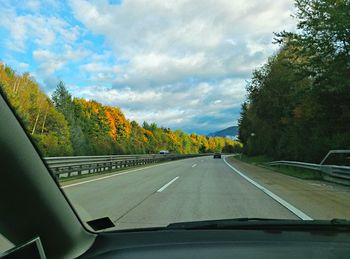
left=81, top=228, right=350, bottom=258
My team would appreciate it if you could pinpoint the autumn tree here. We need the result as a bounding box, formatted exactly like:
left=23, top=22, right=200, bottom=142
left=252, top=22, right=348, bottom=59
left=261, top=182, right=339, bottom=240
left=1, top=63, right=241, bottom=157
left=0, top=65, right=73, bottom=156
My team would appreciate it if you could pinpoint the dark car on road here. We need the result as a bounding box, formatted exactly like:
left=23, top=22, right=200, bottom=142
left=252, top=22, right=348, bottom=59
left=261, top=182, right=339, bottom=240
left=213, top=153, right=222, bottom=159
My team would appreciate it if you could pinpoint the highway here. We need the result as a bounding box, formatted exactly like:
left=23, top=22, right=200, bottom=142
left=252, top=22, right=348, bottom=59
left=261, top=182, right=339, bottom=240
left=63, top=156, right=300, bottom=230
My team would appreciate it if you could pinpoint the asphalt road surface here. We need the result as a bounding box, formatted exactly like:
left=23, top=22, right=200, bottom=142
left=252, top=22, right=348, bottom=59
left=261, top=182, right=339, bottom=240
left=63, top=156, right=300, bottom=230
left=2, top=155, right=349, bottom=252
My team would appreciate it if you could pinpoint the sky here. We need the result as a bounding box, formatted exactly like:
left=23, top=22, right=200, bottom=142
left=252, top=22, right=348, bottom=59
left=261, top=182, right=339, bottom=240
left=0, top=0, right=296, bottom=135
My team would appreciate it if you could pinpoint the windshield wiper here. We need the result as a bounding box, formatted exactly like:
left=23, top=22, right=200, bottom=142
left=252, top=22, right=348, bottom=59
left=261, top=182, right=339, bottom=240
left=166, top=218, right=350, bottom=230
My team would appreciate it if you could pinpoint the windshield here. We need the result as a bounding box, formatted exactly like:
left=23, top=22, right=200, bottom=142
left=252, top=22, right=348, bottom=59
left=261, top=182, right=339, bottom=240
left=0, top=0, right=349, bottom=233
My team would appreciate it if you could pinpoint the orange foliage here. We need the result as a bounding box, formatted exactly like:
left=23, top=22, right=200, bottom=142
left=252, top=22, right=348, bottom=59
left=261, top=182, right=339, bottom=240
left=105, top=106, right=131, bottom=140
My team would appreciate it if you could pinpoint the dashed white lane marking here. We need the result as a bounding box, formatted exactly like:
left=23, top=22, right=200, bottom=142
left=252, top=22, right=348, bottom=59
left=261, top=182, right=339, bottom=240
left=223, top=157, right=313, bottom=220
left=192, top=163, right=197, bottom=168
left=157, top=177, right=179, bottom=192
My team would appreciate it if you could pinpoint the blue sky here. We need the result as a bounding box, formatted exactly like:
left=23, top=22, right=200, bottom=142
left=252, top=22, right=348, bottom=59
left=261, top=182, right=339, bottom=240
left=0, top=0, right=295, bottom=135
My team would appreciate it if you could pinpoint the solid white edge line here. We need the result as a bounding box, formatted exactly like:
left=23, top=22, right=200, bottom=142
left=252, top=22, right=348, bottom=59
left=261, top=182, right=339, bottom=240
left=157, top=177, right=179, bottom=192
left=223, top=156, right=313, bottom=220
left=62, top=160, right=179, bottom=189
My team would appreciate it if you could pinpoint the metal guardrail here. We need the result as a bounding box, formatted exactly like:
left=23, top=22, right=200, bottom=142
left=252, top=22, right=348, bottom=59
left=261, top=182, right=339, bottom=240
left=267, top=161, right=322, bottom=171
left=320, top=150, right=350, bottom=165
left=44, top=153, right=210, bottom=179
left=267, top=150, right=350, bottom=186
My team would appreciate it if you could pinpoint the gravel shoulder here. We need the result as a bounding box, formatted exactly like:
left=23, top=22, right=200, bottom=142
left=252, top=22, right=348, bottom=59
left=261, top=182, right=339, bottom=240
left=226, top=156, right=350, bottom=219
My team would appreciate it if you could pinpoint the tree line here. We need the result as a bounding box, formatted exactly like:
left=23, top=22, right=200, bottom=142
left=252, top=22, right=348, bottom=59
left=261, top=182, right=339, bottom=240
left=0, top=65, right=241, bottom=156
left=238, top=0, right=350, bottom=162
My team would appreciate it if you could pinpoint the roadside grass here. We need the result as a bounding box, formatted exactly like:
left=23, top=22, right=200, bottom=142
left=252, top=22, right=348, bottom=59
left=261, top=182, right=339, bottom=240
left=236, top=154, right=272, bottom=165
left=263, top=164, right=323, bottom=180
left=233, top=154, right=323, bottom=180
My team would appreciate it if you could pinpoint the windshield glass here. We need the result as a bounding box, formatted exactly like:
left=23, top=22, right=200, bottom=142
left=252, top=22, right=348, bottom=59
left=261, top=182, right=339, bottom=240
left=1, top=0, right=349, bottom=232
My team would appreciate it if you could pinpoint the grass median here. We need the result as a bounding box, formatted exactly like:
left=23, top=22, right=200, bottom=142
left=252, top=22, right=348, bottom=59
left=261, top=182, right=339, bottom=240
left=233, top=154, right=323, bottom=180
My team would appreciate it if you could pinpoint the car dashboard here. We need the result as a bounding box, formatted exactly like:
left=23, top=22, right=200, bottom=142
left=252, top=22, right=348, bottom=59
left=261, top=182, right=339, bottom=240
left=81, top=228, right=350, bottom=258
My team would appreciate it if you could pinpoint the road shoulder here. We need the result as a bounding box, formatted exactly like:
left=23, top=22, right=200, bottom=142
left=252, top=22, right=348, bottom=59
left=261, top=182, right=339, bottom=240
left=225, top=156, right=350, bottom=219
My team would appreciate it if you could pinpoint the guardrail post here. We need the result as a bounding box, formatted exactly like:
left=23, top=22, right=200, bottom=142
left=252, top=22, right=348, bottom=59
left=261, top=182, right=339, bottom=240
left=45, top=153, right=206, bottom=180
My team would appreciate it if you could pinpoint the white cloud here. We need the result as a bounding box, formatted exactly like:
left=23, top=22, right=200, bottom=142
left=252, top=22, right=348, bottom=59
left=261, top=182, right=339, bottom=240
left=0, top=0, right=297, bottom=133
left=18, top=62, right=29, bottom=70
left=71, top=78, right=246, bottom=133
left=32, top=50, right=61, bottom=75
left=0, top=4, right=81, bottom=52
left=33, top=45, right=90, bottom=75
left=79, top=62, right=121, bottom=82
left=23, top=0, right=41, bottom=11
left=69, top=0, right=295, bottom=89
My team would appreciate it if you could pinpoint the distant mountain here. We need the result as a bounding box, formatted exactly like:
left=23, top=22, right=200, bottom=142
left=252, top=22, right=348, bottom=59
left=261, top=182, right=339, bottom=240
left=208, top=126, right=238, bottom=138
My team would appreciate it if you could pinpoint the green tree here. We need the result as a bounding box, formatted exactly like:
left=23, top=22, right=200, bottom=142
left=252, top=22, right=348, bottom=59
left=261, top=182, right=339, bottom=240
left=52, top=82, right=89, bottom=155
left=239, top=0, right=350, bottom=162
